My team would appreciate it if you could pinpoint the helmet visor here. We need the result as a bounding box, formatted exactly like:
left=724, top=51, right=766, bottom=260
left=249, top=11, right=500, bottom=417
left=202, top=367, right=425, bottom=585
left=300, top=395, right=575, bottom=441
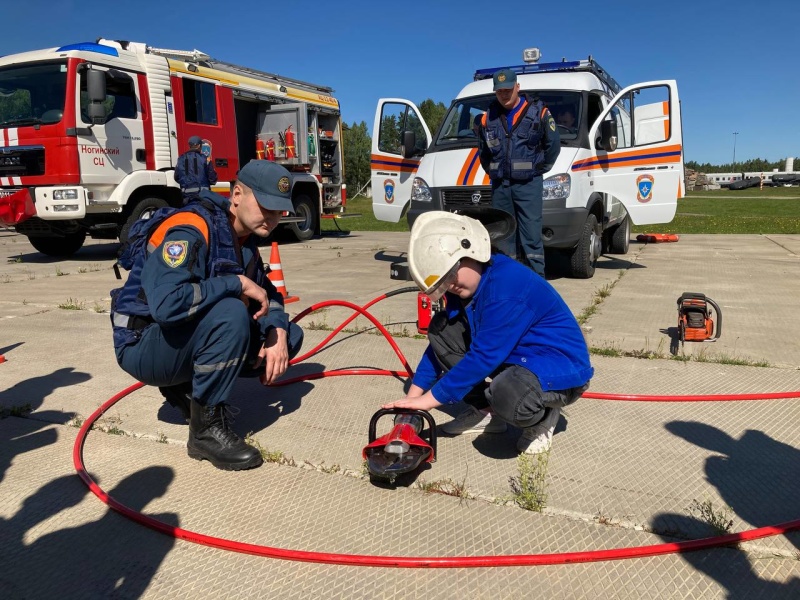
left=426, top=260, right=460, bottom=302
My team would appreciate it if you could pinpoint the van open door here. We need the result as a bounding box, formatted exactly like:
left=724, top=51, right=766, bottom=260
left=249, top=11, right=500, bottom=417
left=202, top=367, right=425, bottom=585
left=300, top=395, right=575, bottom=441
left=371, top=99, right=432, bottom=222
left=580, top=81, right=683, bottom=225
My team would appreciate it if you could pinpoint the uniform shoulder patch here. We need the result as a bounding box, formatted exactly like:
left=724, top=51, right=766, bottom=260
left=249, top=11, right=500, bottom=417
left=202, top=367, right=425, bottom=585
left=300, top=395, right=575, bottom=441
left=163, top=240, right=189, bottom=268
left=547, top=111, right=556, bottom=132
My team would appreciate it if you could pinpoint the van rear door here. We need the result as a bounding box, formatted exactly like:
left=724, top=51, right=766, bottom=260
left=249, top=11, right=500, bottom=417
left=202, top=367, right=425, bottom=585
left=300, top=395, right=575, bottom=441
left=371, top=99, right=432, bottom=222
left=580, top=81, right=683, bottom=225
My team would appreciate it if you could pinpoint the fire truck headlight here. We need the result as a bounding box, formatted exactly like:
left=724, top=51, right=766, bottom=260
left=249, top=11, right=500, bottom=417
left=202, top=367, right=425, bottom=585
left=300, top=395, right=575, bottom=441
left=411, top=178, right=432, bottom=203
left=53, top=189, right=79, bottom=201
left=543, top=174, right=571, bottom=201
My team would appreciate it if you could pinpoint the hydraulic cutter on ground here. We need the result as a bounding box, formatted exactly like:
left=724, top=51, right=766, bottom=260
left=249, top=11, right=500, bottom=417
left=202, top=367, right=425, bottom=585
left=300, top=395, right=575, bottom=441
left=363, top=408, right=436, bottom=484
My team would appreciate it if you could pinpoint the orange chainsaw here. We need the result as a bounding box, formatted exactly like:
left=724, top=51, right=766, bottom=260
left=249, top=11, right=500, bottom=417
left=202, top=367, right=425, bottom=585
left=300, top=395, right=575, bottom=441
left=677, top=292, right=721, bottom=344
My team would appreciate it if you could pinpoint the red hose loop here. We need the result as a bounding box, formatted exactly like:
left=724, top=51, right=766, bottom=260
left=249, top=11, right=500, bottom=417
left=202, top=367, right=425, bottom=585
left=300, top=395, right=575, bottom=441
left=289, top=297, right=413, bottom=376
left=73, top=295, right=800, bottom=567
left=583, top=391, right=800, bottom=402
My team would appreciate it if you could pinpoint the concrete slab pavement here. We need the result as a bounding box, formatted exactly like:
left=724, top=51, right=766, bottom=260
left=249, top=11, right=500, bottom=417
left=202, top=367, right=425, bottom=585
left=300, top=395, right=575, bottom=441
left=1, top=229, right=799, bottom=598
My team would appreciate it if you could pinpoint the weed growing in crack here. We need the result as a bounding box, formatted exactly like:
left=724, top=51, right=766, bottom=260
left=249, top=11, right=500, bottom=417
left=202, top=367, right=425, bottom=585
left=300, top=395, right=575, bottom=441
left=509, top=452, right=549, bottom=512
left=58, top=298, right=85, bottom=310
left=245, top=432, right=296, bottom=466
left=416, top=477, right=472, bottom=500
left=688, top=497, right=734, bottom=535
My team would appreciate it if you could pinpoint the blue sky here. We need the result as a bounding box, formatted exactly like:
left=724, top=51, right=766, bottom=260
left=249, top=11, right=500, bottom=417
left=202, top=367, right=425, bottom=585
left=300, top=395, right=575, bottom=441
left=2, top=0, right=797, bottom=165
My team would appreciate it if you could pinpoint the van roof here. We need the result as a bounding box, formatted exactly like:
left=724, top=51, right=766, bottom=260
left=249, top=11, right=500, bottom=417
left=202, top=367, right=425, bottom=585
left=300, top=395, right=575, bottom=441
left=456, top=70, right=612, bottom=100
left=472, top=59, right=621, bottom=96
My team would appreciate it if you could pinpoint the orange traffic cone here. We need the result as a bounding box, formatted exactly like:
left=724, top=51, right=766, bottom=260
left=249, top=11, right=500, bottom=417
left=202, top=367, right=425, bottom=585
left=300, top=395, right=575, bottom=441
left=267, top=242, right=299, bottom=304
left=0, top=354, right=6, bottom=364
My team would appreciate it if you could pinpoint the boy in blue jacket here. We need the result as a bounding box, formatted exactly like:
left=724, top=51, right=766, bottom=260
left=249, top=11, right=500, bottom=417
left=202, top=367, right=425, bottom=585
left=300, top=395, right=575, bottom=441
left=383, top=211, right=592, bottom=454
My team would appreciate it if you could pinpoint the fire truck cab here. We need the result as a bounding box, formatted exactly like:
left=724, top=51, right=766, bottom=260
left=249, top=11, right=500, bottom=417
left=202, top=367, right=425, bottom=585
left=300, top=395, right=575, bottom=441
left=371, top=49, right=684, bottom=278
left=0, top=39, right=348, bottom=256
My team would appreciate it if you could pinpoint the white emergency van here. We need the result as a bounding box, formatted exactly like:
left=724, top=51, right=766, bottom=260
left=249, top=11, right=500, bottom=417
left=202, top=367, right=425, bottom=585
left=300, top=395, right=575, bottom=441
left=371, top=50, right=684, bottom=278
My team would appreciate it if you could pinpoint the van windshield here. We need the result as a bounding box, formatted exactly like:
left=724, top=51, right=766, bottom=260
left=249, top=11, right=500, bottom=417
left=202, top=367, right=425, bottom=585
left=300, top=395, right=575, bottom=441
left=0, top=61, right=68, bottom=128
left=433, top=91, right=583, bottom=148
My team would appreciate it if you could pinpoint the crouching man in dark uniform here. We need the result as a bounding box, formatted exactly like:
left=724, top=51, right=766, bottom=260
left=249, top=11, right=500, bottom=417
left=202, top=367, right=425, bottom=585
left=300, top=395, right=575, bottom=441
left=110, top=160, right=303, bottom=471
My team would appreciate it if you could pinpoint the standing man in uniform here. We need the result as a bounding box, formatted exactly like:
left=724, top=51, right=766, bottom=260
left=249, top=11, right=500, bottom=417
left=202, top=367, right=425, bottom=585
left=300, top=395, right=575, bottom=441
left=175, top=135, right=218, bottom=204
left=111, top=161, right=303, bottom=471
left=477, top=68, right=560, bottom=277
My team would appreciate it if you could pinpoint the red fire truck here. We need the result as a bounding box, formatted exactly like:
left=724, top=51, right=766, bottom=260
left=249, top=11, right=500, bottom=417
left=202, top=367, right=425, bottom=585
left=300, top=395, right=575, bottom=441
left=0, top=39, right=348, bottom=256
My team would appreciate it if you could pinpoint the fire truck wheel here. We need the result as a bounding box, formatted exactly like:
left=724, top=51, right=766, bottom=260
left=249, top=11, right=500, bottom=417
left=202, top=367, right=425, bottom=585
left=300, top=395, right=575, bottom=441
left=568, top=213, right=600, bottom=279
left=119, top=197, right=169, bottom=244
left=604, top=214, right=630, bottom=255
left=29, top=230, right=87, bottom=257
left=288, top=194, right=318, bottom=242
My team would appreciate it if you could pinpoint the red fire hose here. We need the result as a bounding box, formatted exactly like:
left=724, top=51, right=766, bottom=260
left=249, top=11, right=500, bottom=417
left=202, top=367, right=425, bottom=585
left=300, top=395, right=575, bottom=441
left=73, top=292, right=800, bottom=568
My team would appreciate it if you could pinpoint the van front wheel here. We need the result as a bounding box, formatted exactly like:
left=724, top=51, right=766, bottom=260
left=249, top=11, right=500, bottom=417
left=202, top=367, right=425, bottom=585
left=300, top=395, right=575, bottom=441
left=604, top=215, right=630, bottom=255
left=569, top=213, right=601, bottom=279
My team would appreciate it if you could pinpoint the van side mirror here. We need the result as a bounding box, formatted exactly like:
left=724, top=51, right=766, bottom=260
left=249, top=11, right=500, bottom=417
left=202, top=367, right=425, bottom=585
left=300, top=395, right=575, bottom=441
left=86, top=69, right=108, bottom=125
left=402, top=130, right=418, bottom=159
left=596, top=120, right=618, bottom=152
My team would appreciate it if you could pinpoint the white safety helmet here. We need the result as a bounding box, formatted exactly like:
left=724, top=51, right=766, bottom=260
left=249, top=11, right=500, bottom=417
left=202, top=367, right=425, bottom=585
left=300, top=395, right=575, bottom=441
left=408, top=211, right=491, bottom=299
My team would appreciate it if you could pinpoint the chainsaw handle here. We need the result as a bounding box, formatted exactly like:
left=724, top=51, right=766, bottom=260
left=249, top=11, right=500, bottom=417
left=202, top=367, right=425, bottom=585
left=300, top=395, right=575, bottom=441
left=706, top=297, right=722, bottom=340
left=368, top=408, right=437, bottom=461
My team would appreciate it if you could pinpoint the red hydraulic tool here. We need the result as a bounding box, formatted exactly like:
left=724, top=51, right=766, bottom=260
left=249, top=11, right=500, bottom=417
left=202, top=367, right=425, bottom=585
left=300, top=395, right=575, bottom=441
left=363, top=408, right=436, bottom=485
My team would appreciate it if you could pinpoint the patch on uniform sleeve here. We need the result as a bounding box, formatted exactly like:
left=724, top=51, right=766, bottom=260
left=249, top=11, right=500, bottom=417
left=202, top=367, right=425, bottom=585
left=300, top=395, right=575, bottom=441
left=548, top=112, right=556, bottom=132
left=163, top=240, right=189, bottom=268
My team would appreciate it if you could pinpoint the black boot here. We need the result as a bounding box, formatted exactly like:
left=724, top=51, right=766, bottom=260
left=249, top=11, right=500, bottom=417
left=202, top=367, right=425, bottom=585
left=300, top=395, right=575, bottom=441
left=187, top=400, right=263, bottom=471
left=159, top=383, right=192, bottom=422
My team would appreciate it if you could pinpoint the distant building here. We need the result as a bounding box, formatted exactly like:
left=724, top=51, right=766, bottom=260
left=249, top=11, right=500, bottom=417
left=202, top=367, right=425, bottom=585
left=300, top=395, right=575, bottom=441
left=703, top=157, right=797, bottom=187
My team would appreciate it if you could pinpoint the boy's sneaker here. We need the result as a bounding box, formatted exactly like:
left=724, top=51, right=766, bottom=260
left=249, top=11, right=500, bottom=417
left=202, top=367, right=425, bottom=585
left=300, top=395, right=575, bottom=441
left=517, top=407, right=561, bottom=454
left=439, top=405, right=507, bottom=435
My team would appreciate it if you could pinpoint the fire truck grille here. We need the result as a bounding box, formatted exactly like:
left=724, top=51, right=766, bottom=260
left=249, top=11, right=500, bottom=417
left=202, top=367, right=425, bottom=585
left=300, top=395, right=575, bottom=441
left=440, top=187, right=493, bottom=210
left=0, top=146, right=45, bottom=177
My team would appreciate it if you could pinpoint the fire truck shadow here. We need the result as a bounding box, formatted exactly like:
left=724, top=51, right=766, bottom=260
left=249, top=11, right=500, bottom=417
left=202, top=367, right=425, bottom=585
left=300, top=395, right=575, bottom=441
left=18, top=242, right=120, bottom=263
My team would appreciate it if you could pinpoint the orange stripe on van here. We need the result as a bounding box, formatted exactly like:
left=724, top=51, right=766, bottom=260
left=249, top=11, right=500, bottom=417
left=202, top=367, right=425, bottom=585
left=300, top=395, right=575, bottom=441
left=148, top=213, right=209, bottom=251
left=458, top=149, right=479, bottom=185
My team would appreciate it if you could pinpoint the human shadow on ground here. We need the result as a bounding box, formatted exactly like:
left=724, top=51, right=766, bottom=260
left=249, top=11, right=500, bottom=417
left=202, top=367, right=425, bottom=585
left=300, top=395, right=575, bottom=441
left=649, top=420, right=800, bottom=598
left=154, top=361, right=321, bottom=431
left=0, top=367, right=92, bottom=484
left=651, top=513, right=800, bottom=599
left=0, top=467, right=178, bottom=599
left=665, top=421, right=800, bottom=536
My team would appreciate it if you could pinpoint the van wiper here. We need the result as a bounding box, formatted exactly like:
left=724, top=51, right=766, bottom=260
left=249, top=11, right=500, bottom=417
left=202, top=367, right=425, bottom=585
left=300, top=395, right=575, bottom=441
left=0, top=117, right=43, bottom=127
